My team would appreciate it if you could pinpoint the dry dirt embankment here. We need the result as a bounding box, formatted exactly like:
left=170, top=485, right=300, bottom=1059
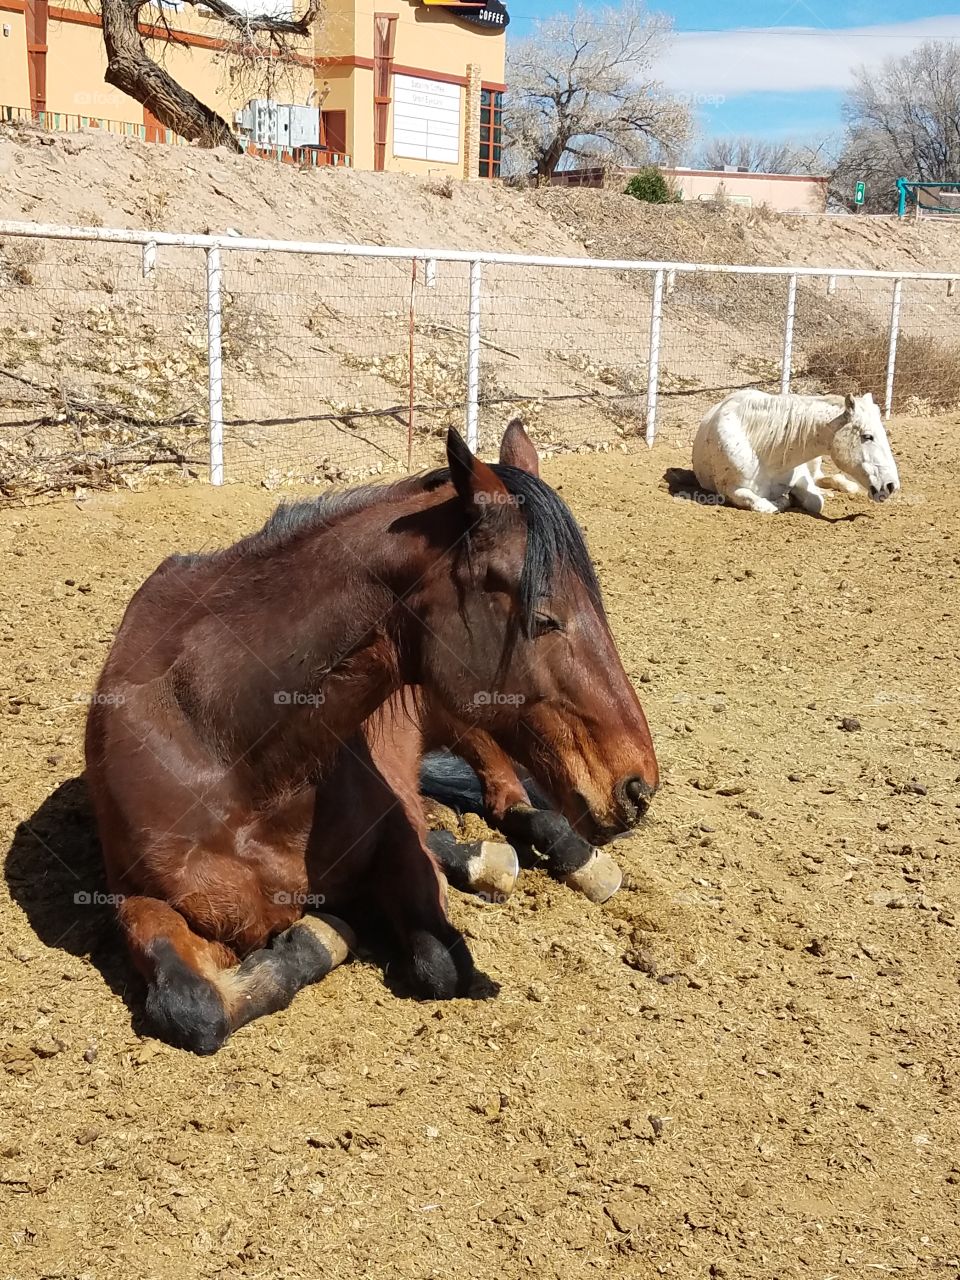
left=3, top=127, right=960, bottom=494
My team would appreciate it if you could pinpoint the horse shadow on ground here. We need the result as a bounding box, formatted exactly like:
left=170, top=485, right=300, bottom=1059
left=3, top=775, right=150, bottom=1030
left=662, top=467, right=871, bottom=522
left=663, top=467, right=722, bottom=506
left=6, top=768, right=503, bottom=1028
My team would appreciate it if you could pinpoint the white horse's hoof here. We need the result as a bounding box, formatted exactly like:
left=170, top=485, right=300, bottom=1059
left=564, top=849, right=623, bottom=903
left=465, top=841, right=520, bottom=902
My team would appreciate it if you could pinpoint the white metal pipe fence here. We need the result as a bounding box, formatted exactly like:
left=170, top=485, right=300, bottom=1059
left=780, top=274, right=797, bottom=397
left=2, top=218, right=959, bottom=496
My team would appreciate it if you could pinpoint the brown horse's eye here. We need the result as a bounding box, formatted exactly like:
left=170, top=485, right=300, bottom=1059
left=533, top=612, right=562, bottom=637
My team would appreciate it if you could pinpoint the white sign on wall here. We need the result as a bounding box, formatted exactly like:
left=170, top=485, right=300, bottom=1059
left=393, top=75, right=461, bottom=165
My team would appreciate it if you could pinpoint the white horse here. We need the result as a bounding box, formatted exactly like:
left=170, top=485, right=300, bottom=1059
left=692, top=389, right=901, bottom=515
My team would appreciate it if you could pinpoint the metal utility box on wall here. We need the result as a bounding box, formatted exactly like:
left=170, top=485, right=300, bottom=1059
left=236, top=100, right=320, bottom=150
left=287, top=104, right=320, bottom=148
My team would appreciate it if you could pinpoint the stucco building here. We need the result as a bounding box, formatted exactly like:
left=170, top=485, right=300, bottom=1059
left=316, top=0, right=505, bottom=175
left=0, top=0, right=506, bottom=177
left=661, top=168, right=828, bottom=214
left=553, top=165, right=829, bottom=214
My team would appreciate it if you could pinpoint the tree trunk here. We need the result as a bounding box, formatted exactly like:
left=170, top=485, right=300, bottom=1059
left=537, top=135, right=568, bottom=182
left=100, top=0, right=243, bottom=151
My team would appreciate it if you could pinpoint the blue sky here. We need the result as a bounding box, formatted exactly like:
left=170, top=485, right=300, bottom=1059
left=506, top=1, right=960, bottom=146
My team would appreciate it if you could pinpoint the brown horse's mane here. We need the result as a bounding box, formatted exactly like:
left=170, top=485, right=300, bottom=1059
left=170, top=463, right=604, bottom=631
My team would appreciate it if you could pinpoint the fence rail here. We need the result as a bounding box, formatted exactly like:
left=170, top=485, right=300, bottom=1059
left=1, top=219, right=959, bottom=496
left=1, top=104, right=187, bottom=145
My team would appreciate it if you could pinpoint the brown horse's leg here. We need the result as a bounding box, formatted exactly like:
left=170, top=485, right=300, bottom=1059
left=423, top=706, right=621, bottom=902
left=372, top=820, right=475, bottom=998
left=363, top=706, right=475, bottom=997
left=424, top=828, right=519, bottom=902
left=118, top=896, right=354, bottom=1054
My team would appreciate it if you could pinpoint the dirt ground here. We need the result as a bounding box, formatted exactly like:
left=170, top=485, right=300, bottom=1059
left=1, top=416, right=959, bottom=1279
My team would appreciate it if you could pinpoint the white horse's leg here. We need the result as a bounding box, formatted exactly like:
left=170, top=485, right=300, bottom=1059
left=820, top=470, right=861, bottom=494
left=788, top=465, right=825, bottom=516
left=728, top=486, right=781, bottom=515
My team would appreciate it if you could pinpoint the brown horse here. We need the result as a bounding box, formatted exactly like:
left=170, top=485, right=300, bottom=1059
left=85, top=422, right=658, bottom=1053
left=409, top=425, right=625, bottom=903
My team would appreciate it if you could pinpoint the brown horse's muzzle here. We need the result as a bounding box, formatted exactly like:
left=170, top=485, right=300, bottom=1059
left=568, top=771, right=657, bottom=846
left=616, top=774, right=657, bottom=825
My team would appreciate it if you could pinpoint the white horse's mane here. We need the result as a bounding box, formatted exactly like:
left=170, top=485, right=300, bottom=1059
left=724, top=390, right=846, bottom=453
left=716, top=391, right=855, bottom=473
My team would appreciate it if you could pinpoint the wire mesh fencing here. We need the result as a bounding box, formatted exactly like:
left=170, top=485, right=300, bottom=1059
left=2, top=220, right=960, bottom=498
left=0, top=233, right=208, bottom=497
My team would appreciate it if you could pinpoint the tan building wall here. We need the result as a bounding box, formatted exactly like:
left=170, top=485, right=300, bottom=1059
left=2, top=0, right=316, bottom=132
left=1, top=0, right=506, bottom=175
left=663, top=168, right=829, bottom=214
left=315, top=0, right=506, bottom=177
left=0, top=9, right=31, bottom=112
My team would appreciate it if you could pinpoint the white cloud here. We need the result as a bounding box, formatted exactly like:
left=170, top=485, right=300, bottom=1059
left=659, top=15, right=960, bottom=97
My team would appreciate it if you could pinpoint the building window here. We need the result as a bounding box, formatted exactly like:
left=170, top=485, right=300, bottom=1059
left=479, top=89, right=502, bottom=179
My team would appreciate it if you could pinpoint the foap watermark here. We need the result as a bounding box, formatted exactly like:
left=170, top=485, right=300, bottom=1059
left=272, top=890, right=326, bottom=907
left=674, top=490, right=725, bottom=506
left=473, top=690, right=526, bottom=707
left=274, top=690, right=325, bottom=707
left=674, top=91, right=726, bottom=108
left=73, top=91, right=121, bottom=108
left=74, top=691, right=126, bottom=706
left=475, top=491, right=525, bottom=508
left=74, top=890, right=125, bottom=906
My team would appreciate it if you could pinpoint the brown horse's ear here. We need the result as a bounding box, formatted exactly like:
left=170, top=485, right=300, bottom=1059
left=499, top=417, right=540, bottom=477
left=446, top=428, right=510, bottom=519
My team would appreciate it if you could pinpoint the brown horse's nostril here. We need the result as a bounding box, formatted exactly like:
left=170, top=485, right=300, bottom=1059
left=618, top=775, right=655, bottom=822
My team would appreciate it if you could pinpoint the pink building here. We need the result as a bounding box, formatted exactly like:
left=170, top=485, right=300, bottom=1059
left=552, top=166, right=829, bottom=214
left=659, top=168, right=828, bottom=213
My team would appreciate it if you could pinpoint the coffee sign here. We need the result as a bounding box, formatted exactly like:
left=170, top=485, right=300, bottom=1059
left=421, top=0, right=509, bottom=30
left=448, top=0, right=509, bottom=29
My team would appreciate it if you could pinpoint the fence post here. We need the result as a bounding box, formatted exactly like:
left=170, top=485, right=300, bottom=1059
left=206, top=246, right=225, bottom=486
left=781, top=273, right=797, bottom=395
left=645, top=267, right=664, bottom=447
left=465, top=259, right=482, bottom=452
left=884, top=278, right=902, bottom=421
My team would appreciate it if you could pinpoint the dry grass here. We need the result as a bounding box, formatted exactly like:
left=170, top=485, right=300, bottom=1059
left=804, top=332, right=960, bottom=412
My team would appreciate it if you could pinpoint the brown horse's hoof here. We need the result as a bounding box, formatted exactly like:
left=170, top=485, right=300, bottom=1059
left=564, top=849, right=622, bottom=903
left=296, top=914, right=357, bottom=968
left=466, top=840, right=519, bottom=902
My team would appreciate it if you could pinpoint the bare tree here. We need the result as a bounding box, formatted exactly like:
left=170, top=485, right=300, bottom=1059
left=503, top=1, right=691, bottom=182
left=99, top=0, right=320, bottom=151
left=696, top=135, right=814, bottom=175
left=835, top=40, right=960, bottom=211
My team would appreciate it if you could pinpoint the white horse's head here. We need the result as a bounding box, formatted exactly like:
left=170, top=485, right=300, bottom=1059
left=829, top=393, right=900, bottom=502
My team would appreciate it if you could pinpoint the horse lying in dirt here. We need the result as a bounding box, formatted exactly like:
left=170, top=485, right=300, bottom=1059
left=693, top=389, right=900, bottom=515
left=86, top=421, right=657, bottom=1053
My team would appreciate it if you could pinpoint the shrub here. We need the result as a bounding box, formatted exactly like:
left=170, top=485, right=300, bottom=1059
left=804, top=332, right=960, bottom=413
left=624, top=168, right=681, bottom=204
